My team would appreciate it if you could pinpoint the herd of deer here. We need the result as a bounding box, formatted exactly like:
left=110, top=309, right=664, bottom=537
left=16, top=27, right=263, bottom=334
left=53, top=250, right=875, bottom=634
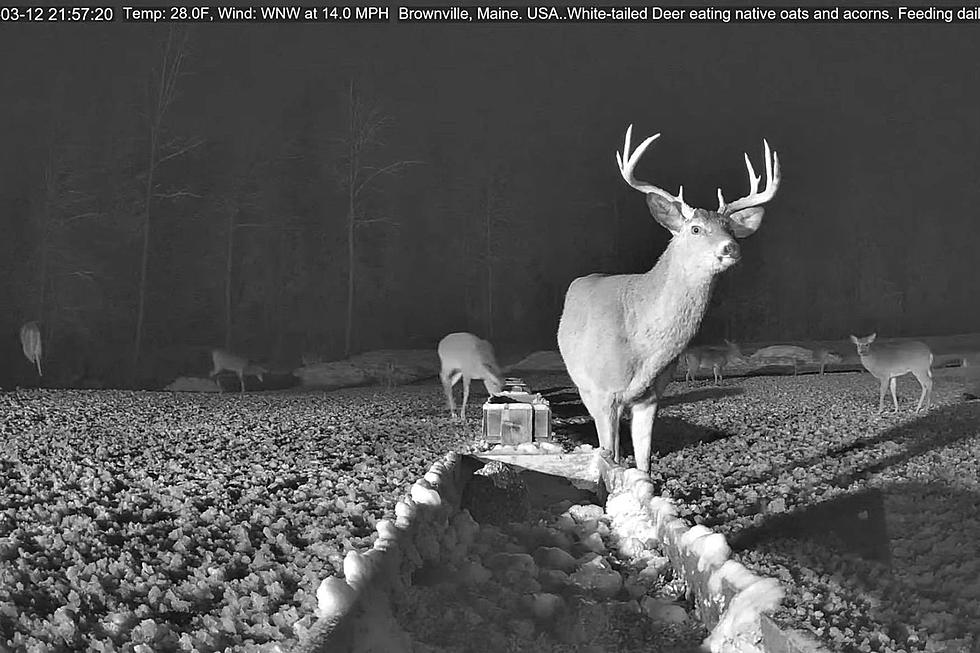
left=438, top=126, right=936, bottom=472
left=17, top=126, right=938, bottom=472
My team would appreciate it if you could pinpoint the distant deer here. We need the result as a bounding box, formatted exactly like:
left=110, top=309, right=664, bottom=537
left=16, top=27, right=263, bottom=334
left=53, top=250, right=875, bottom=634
left=20, top=321, right=42, bottom=377
left=437, top=332, right=504, bottom=420
left=654, top=356, right=679, bottom=398
left=557, top=125, right=780, bottom=471
left=751, top=344, right=812, bottom=375
left=210, top=348, right=267, bottom=393
left=684, top=340, right=743, bottom=382
left=813, top=346, right=843, bottom=374
left=301, top=352, right=323, bottom=367
left=849, top=333, right=933, bottom=413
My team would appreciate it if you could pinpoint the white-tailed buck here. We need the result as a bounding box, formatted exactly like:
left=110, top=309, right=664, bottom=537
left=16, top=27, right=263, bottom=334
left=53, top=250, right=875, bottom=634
left=558, top=125, right=780, bottom=471
left=437, top=332, right=504, bottom=420
left=20, top=321, right=42, bottom=376
left=684, top=340, right=743, bottom=382
left=210, top=348, right=267, bottom=393
left=849, top=333, right=933, bottom=413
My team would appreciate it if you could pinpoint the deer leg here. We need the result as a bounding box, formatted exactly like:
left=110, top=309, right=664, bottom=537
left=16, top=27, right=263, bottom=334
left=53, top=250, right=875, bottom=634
left=461, top=376, right=472, bottom=420
left=630, top=402, right=658, bottom=473
left=877, top=378, right=888, bottom=413
left=239, top=372, right=246, bottom=393
left=912, top=369, right=933, bottom=412
left=440, top=370, right=459, bottom=418
left=889, top=377, right=899, bottom=411
left=611, top=403, right=625, bottom=463
left=580, top=390, right=619, bottom=459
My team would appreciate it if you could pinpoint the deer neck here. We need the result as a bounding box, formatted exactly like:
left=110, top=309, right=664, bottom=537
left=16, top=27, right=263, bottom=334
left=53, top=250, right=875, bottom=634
left=631, top=244, right=716, bottom=355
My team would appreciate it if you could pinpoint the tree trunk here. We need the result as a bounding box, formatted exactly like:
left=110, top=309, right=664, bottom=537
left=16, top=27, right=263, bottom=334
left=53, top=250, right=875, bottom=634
left=485, top=181, right=493, bottom=340
left=224, top=207, right=235, bottom=349
left=344, top=79, right=356, bottom=358
left=133, top=138, right=156, bottom=379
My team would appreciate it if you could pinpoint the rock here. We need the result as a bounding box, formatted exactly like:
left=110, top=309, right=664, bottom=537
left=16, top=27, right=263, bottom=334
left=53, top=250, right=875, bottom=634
left=508, top=618, right=536, bottom=639
left=568, top=504, right=605, bottom=523
left=554, top=514, right=577, bottom=533
left=538, top=569, right=570, bottom=592
left=640, top=556, right=671, bottom=580
left=570, top=557, right=622, bottom=599
left=578, top=532, right=606, bottom=554
left=532, top=546, right=578, bottom=572
left=316, top=577, right=356, bottom=618
left=486, top=552, right=538, bottom=584
left=641, top=597, right=688, bottom=623
left=617, top=536, right=647, bottom=559
left=529, top=592, right=565, bottom=621
left=457, top=560, right=492, bottom=586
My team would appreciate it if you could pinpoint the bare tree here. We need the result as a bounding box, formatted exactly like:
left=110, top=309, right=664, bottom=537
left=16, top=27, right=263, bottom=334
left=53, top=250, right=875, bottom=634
left=477, top=165, right=521, bottom=340
left=132, top=26, right=203, bottom=377
left=25, top=74, right=129, bottom=382
left=331, top=79, right=420, bottom=357
left=214, top=153, right=303, bottom=354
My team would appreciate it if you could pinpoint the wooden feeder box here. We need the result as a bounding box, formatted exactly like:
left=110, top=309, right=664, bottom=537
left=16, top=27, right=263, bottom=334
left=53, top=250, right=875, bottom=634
left=482, top=378, right=552, bottom=445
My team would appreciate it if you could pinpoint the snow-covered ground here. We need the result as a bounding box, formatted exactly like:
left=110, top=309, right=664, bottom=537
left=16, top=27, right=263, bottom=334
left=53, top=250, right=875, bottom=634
left=1, top=365, right=978, bottom=651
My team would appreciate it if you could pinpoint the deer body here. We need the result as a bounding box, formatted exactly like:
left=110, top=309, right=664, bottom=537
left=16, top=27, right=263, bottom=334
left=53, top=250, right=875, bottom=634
left=751, top=344, right=812, bottom=375
left=210, top=348, right=266, bottom=393
left=850, top=333, right=933, bottom=413
left=20, top=321, right=42, bottom=376
left=437, top=332, right=503, bottom=420
left=813, top=347, right=843, bottom=374
left=684, top=340, right=742, bottom=382
left=558, top=126, right=780, bottom=472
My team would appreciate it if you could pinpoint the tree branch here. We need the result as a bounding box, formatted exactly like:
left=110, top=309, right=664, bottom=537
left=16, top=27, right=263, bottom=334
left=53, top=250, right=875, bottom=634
left=154, top=190, right=202, bottom=200
left=157, top=137, right=206, bottom=165
left=353, top=160, right=424, bottom=198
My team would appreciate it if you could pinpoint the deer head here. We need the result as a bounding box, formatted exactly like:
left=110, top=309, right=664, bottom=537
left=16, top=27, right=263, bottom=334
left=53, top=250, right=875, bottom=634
left=617, top=125, right=781, bottom=278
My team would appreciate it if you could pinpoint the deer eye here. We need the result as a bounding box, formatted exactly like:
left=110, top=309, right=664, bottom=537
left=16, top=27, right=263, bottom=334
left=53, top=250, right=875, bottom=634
left=691, top=225, right=702, bottom=235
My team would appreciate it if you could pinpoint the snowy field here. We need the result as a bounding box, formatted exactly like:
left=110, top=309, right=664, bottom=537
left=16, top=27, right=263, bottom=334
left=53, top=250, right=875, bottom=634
left=1, top=368, right=978, bottom=652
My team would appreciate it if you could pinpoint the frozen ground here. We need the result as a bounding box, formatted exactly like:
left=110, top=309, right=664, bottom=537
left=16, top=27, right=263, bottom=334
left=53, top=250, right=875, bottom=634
left=1, top=367, right=978, bottom=651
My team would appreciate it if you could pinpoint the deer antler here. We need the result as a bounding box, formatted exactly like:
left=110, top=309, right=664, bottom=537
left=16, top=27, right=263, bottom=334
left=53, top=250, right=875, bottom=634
left=617, top=125, right=695, bottom=219
left=717, top=139, right=781, bottom=215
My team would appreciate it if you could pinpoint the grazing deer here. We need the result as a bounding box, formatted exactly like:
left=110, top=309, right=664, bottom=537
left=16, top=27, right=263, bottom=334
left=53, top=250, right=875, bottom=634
left=751, top=344, right=813, bottom=375
left=437, top=332, right=504, bottom=420
left=210, top=348, right=267, bottom=393
left=849, top=333, right=933, bottom=413
left=20, top=321, right=42, bottom=377
left=813, top=346, right=843, bottom=374
left=684, top=340, right=743, bottom=382
left=557, top=125, right=780, bottom=472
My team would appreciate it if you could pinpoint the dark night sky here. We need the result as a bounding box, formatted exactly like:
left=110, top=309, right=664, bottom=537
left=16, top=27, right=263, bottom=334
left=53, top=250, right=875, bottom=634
left=2, top=10, right=979, bottom=385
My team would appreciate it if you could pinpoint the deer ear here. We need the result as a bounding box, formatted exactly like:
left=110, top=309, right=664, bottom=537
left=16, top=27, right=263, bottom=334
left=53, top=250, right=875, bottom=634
left=868, top=333, right=877, bottom=342
left=645, top=193, right=686, bottom=234
left=849, top=335, right=859, bottom=344
left=727, top=207, right=765, bottom=238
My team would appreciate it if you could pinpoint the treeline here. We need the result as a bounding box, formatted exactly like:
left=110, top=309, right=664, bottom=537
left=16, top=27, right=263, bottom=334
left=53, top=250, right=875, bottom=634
left=1, top=26, right=977, bottom=389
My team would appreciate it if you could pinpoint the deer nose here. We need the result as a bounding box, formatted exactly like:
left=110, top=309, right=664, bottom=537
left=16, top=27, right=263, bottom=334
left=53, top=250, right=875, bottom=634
left=721, top=241, right=740, bottom=260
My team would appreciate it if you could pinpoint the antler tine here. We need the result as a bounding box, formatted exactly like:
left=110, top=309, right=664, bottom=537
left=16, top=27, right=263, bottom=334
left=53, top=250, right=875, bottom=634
left=718, top=138, right=781, bottom=215
left=616, top=125, right=694, bottom=216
